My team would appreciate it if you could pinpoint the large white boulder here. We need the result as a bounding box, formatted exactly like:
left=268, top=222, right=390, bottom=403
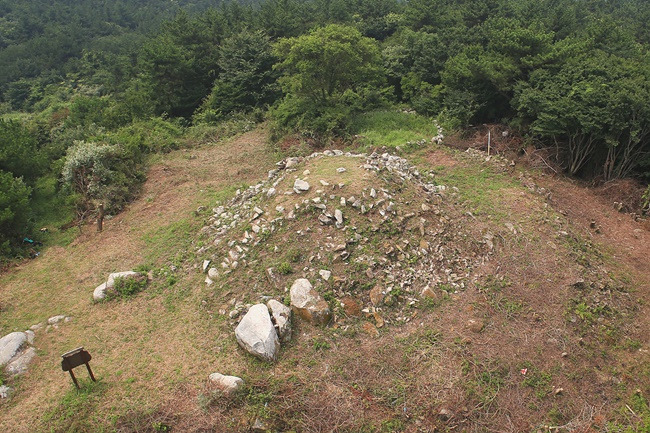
left=93, top=282, right=108, bottom=301
left=106, top=271, right=143, bottom=288
left=235, top=304, right=280, bottom=362
left=5, top=347, right=37, bottom=375
left=0, top=332, right=27, bottom=367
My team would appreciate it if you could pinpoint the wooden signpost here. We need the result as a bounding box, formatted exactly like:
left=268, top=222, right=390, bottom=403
left=61, top=347, right=95, bottom=389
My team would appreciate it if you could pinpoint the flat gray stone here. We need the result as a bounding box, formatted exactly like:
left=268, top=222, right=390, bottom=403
left=235, top=304, right=280, bottom=362
left=47, top=315, right=66, bottom=325
left=0, top=332, right=27, bottom=367
left=293, top=179, right=310, bottom=193
left=5, top=347, right=37, bottom=375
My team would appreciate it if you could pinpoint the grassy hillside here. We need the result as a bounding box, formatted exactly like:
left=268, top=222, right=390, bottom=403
left=0, top=121, right=649, bottom=432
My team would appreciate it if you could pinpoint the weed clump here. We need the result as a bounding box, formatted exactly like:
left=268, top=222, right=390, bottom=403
left=113, top=276, right=147, bottom=298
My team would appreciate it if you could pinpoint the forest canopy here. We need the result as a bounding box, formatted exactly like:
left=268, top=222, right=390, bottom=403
left=1, top=0, right=649, bottom=258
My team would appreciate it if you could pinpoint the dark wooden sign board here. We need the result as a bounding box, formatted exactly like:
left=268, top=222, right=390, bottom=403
left=61, top=347, right=95, bottom=388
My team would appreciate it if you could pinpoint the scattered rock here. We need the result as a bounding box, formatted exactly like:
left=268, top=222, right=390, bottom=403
left=47, top=315, right=66, bottom=325
left=208, top=268, right=219, bottom=280
left=318, top=214, right=333, bottom=225
left=438, top=408, right=453, bottom=421
left=93, top=271, right=146, bottom=301
left=0, top=385, right=12, bottom=399
left=467, top=319, right=485, bottom=333
left=341, top=297, right=361, bottom=317
left=202, top=260, right=211, bottom=273
left=369, top=285, right=385, bottom=306
left=290, top=279, right=332, bottom=326
left=336, top=167, right=347, bottom=173
left=421, top=285, right=437, bottom=299
left=234, top=304, right=280, bottom=362
left=107, top=271, right=145, bottom=288
left=267, top=299, right=292, bottom=343
left=334, top=209, right=343, bottom=227
left=293, top=179, right=310, bottom=193
left=285, top=157, right=300, bottom=169
left=362, top=322, right=379, bottom=337
left=252, top=418, right=267, bottom=432
left=208, top=373, right=244, bottom=396
left=319, top=270, right=332, bottom=281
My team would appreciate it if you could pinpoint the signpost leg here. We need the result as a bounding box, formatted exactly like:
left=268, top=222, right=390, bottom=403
left=69, top=370, right=80, bottom=389
left=85, top=362, right=96, bottom=382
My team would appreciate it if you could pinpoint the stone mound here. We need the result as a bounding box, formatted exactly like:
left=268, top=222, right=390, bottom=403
left=196, top=150, right=492, bottom=332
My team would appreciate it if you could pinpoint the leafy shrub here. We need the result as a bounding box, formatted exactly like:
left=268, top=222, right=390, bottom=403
left=61, top=140, right=145, bottom=217
left=113, top=276, right=147, bottom=298
left=0, top=119, right=47, bottom=182
left=277, top=262, right=293, bottom=275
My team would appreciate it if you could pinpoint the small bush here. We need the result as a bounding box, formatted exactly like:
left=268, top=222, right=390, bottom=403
left=277, top=262, right=292, bottom=275
left=113, top=276, right=147, bottom=298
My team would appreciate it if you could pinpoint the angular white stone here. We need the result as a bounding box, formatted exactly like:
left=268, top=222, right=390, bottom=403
left=208, top=373, right=244, bottom=396
left=319, top=270, right=332, bottom=281
left=290, top=279, right=331, bottom=325
left=334, top=209, right=343, bottom=226
left=293, top=179, right=310, bottom=193
left=235, top=304, right=280, bottom=362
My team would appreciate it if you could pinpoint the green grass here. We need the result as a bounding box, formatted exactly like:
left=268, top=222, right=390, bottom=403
left=436, top=164, right=518, bottom=219
left=42, top=379, right=108, bottom=433
left=29, top=175, right=77, bottom=247
left=348, top=110, right=440, bottom=149
left=141, top=218, right=197, bottom=266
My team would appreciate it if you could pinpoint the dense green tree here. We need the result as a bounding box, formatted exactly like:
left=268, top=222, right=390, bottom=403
left=198, top=30, right=279, bottom=118
left=0, top=170, right=31, bottom=255
left=514, top=52, right=650, bottom=178
left=271, top=24, right=384, bottom=136
left=0, top=119, right=46, bottom=182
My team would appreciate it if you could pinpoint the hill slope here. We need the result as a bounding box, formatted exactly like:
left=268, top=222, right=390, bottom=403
left=0, top=126, right=649, bottom=432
